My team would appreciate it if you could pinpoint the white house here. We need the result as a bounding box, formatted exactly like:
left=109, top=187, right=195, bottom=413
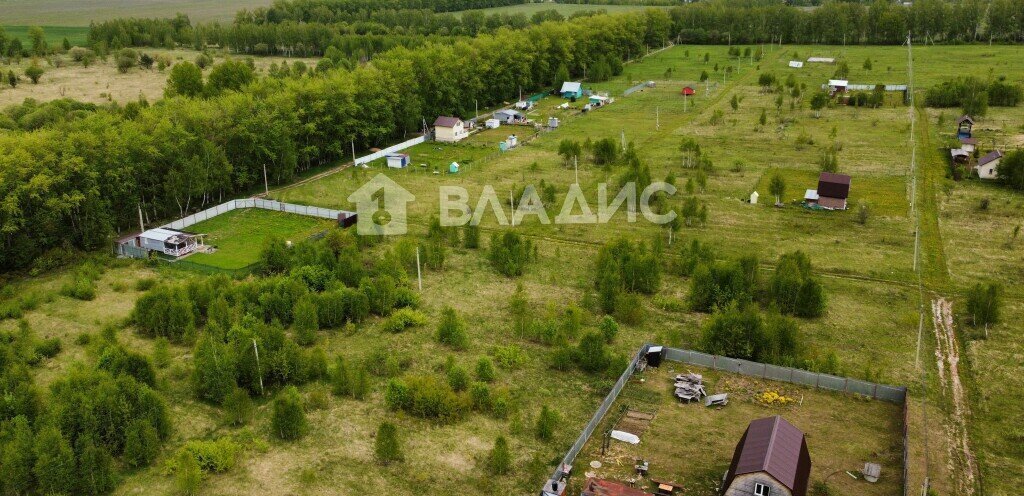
left=136, top=228, right=199, bottom=257
left=433, top=116, right=468, bottom=143
left=828, top=79, right=848, bottom=93
left=976, top=150, right=1003, bottom=179
left=485, top=118, right=501, bottom=129
left=750, top=191, right=759, bottom=204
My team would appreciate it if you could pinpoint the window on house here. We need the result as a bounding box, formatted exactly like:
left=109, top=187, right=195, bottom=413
left=753, top=483, right=771, bottom=496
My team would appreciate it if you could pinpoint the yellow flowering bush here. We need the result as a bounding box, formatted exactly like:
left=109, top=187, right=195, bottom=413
left=757, top=390, right=795, bottom=406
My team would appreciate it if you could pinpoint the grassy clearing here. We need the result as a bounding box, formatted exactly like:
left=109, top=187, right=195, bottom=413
left=186, top=208, right=333, bottom=270
left=575, top=364, right=904, bottom=496
left=0, top=0, right=268, bottom=26
left=458, top=3, right=662, bottom=17
left=1, top=25, right=90, bottom=46
left=0, top=49, right=319, bottom=109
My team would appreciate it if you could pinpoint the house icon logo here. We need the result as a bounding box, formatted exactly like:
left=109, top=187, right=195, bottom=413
left=347, top=174, right=415, bottom=235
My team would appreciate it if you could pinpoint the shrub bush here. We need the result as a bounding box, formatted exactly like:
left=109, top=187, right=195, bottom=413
left=374, top=422, right=403, bottom=465
left=222, top=387, right=254, bottom=426
left=381, top=308, right=427, bottom=333
left=271, top=386, right=308, bottom=440
left=436, top=306, right=469, bottom=350
left=475, top=357, right=496, bottom=382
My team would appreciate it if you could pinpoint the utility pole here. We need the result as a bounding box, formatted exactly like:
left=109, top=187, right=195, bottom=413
left=262, top=164, right=269, bottom=196
left=252, top=339, right=264, bottom=396
left=475, top=99, right=478, bottom=120
left=656, top=106, right=660, bottom=131
left=137, top=204, right=145, bottom=233
left=415, top=246, right=422, bottom=291
left=509, top=190, right=515, bottom=226
left=574, top=155, right=579, bottom=184
left=351, top=139, right=357, bottom=166
left=621, top=129, right=626, bottom=150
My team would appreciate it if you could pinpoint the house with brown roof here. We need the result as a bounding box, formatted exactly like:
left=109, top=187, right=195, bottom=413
left=433, top=116, right=468, bottom=143
left=804, top=172, right=851, bottom=210
left=976, top=150, right=1003, bottom=179
left=722, top=416, right=811, bottom=496
left=581, top=478, right=654, bottom=496
left=956, top=115, right=974, bottom=139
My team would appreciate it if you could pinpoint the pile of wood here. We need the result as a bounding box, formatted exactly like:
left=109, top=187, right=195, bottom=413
left=673, top=373, right=706, bottom=403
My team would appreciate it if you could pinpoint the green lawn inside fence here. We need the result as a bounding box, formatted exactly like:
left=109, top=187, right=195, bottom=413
left=184, top=208, right=333, bottom=270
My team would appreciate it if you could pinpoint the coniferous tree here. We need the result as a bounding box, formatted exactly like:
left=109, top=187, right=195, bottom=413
left=487, top=436, right=512, bottom=475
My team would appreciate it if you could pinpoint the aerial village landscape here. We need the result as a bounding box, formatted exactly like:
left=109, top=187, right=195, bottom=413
left=0, top=1, right=1023, bottom=495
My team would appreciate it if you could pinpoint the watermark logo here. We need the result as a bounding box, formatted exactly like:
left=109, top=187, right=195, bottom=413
left=347, top=174, right=415, bottom=235
left=348, top=173, right=676, bottom=235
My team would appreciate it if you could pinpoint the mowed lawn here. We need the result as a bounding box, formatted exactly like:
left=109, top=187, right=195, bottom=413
left=575, top=365, right=904, bottom=496
left=186, top=208, right=333, bottom=270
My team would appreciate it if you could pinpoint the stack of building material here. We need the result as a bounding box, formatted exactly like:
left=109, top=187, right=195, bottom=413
left=673, top=373, right=706, bottom=403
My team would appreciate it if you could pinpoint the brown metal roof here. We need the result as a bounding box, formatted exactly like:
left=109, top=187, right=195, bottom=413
left=581, top=478, right=653, bottom=496
left=723, top=416, right=811, bottom=496
left=959, top=137, right=977, bottom=145
left=817, top=196, right=847, bottom=210
left=978, top=150, right=1003, bottom=166
left=957, top=115, right=974, bottom=125
left=817, top=172, right=851, bottom=200
left=433, top=116, right=463, bottom=128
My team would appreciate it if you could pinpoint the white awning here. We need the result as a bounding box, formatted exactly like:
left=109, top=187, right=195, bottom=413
left=610, top=430, right=640, bottom=444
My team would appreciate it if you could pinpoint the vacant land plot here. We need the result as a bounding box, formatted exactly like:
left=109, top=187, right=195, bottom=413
left=186, top=208, right=332, bottom=270
left=0, top=0, right=269, bottom=26
left=0, top=49, right=318, bottom=108
left=1, top=25, right=90, bottom=46
left=575, top=365, right=903, bottom=496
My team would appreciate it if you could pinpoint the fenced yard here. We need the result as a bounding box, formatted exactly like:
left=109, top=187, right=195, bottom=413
left=548, top=345, right=908, bottom=496
left=185, top=208, right=334, bottom=270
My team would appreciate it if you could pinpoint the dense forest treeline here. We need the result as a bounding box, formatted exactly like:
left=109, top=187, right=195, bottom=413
left=0, top=11, right=658, bottom=271
left=86, top=6, right=593, bottom=58
left=84, top=0, right=1024, bottom=56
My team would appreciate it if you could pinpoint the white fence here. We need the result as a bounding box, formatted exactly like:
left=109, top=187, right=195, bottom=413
left=162, top=198, right=350, bottom=230
left=354, top=135, right=427, bottom=166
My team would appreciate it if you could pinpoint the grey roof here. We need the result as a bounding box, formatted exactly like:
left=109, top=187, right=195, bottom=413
left=561, top=82, right=582, bottom=93
left=724, top=416, right=812, bottom=496
left=433, top=116, right=462, bottom=128
left=978, top=150, right=1003, bottom=166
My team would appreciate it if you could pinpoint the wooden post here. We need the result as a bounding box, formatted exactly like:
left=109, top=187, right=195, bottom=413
left=252, top=339, right=264, bottom=396
left=416, top=246, right=422, bottom=291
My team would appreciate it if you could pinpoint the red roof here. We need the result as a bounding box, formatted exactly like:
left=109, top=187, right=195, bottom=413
left=580, top=478, right=653, bottom=496
left=724, top=416, right=812, bottom=496
left=681, top=86, right=695, bottom=96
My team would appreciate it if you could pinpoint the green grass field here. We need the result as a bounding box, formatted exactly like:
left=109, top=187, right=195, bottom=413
left=1, top=25, right=90, bottom=47
left=185, top=208, right=333, bottom=270
left=459, top=3, right=664, bottom=17
left=0, top=0, right=269, bottom=26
